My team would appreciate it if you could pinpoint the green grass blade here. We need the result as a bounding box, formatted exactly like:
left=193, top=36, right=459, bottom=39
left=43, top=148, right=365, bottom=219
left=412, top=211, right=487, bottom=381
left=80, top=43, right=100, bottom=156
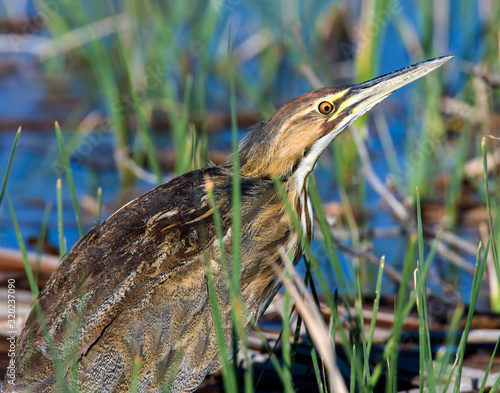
left=416, top=188, right=436, bottom=392
left=57, top=178, right=67, bottom=257
left=371, top=235, right=415, bottom=386
left=96, top=186, right=103, bottom=224
left=435, top=304, right=463, bottom=382
left=229, top=32, right=242, bottom=298
left=416, top=188, right=425, bottom=267
left=307, top=177, right=351, bottom=303
left=34, top=202, right=53, bottom=283
left=204, top=250, right=237, bottom=393
left=227, top=33, right=251, bottom=390
left=63, top=0, right=133, bottom=186
left=451, top=237, right=491, bottom=393
left=251, top=321, right=287, bottom=385
left=487, top=364, right=500, bottom=393
left=290, top=306, right=303, bottom=369
left=111, top=14, right=162, bottom=184
left=478, top=334, right=500, bottom=393
left=55, top=121, right=84, bottom=238
left=174, top=75, right=194, bottom=175
left=366, top=256, right=384, bottom=361
left=161, top=349, right=185, bottom=392
left=416, top=260, right=427, bottom=393
left=308, top=330, right=326, bottom=393
left=350, top=343, right=356, bottom=393
left=356, top=272, right=370, bottom=388
left=1, top=166, right=70, bottom=391
left=4, top=185, right=38, bottom=296
left=129, top=357, right=142, bottom=393
left=0, top=127, right=21, bottom=207
left=282, top=286, right=294, bottom=393
left=207, top=290, right=236, bottom=392
left=205, top=178, right=239, bottom=392
left=374, top=115, right=400, bottom=181
left=482, top=137, right=500, bottom=311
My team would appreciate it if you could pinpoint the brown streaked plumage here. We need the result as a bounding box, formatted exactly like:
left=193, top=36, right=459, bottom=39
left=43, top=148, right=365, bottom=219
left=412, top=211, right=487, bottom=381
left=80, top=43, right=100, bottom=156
left=3, top=56, right=451, bottom=393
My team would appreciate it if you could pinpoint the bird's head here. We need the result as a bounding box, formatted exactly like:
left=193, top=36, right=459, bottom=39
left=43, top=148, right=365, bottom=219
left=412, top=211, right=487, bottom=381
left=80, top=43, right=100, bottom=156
left=238, top=56, right=452, bottom=185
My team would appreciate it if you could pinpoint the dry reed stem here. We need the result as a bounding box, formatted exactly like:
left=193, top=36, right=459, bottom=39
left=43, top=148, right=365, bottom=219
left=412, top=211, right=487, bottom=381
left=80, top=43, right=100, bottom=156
left=32, top=14, right=130, bottom=60
left=276, top=247, right=348, bottom=393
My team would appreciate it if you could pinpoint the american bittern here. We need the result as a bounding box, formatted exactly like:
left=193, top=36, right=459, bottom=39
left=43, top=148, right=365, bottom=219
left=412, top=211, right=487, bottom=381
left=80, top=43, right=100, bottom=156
left=4, top=56, right=451, bottom=392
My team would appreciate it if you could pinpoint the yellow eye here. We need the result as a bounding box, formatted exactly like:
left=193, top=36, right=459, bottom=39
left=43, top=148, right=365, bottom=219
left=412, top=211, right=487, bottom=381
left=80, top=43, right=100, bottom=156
left=318, top=101, right=334, bottom=115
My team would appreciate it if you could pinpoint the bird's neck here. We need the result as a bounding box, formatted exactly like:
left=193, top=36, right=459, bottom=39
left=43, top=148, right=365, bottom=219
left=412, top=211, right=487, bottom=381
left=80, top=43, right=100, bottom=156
left=235, top=120, right=338, bottom=191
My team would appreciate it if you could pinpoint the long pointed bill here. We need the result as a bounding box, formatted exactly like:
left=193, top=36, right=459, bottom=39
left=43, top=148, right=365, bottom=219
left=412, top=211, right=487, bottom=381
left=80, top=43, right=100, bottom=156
left=333, top=56, right=453, bottom=124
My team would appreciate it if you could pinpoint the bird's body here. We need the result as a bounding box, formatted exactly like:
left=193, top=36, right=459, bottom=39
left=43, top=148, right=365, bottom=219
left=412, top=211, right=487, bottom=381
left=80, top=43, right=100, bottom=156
left=3, top=56, right=451, bottom=392
left=11, top=165, right=304, bottom=392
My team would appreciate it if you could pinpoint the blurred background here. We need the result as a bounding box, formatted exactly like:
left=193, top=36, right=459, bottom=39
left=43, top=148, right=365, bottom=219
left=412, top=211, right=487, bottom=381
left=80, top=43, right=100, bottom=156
left=0, top=0, right=499, bottom=390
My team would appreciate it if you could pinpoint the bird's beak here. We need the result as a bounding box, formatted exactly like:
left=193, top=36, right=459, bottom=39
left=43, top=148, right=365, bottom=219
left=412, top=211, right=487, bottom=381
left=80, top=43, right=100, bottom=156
left=333, top=56, right=453, bottom=123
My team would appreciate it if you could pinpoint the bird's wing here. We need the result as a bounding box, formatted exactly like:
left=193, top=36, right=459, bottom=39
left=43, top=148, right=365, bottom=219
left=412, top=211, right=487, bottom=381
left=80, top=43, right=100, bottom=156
left=16, top=166, right=234, bottom=386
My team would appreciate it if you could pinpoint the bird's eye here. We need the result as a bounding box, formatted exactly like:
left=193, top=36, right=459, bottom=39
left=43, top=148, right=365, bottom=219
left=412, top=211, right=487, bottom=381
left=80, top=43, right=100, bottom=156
left=318, top=101, right=334, bottom=115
